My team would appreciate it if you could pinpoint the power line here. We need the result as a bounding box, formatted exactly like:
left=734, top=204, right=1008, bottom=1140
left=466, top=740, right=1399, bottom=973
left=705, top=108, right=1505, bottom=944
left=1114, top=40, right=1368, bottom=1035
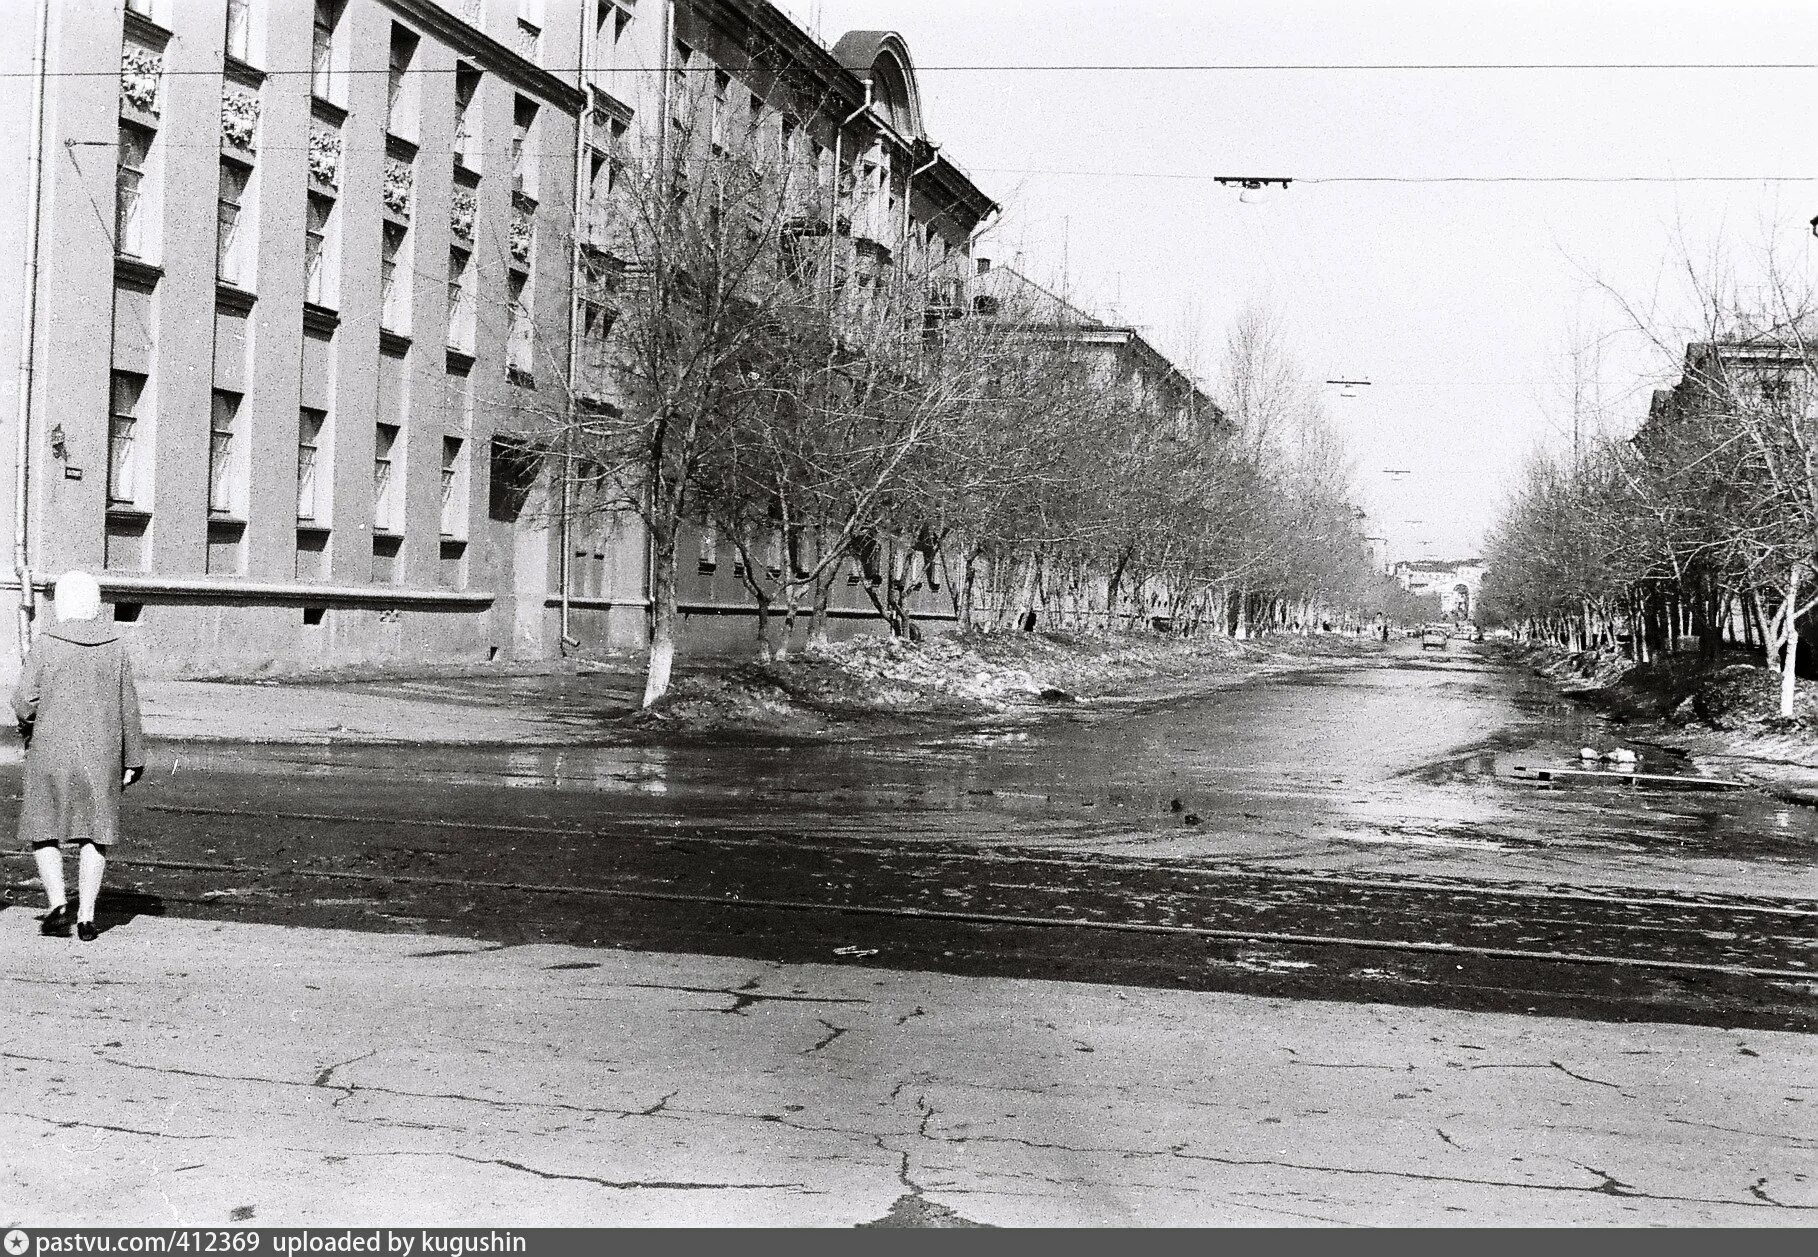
left=56, top=136, right=1817, bottom=187
left=8, top=60, right=1818, bottom=79
left=973, top=168, right=1814, bottom=185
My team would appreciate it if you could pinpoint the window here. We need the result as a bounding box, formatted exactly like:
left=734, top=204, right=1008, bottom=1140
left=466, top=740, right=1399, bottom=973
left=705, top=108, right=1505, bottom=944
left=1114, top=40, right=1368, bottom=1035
left=584, top=146, right=615, bottom=249
left=595, top=0, right=631, bottom=66
left=217, top=159, right=251, bottom=285
left=311, top=0, right=342, bottom=101
left=698, top=521, right=717, bottom=573
left=115, top=124, right=152, bottom=258
left=446, top=248, right=474, bottom=352
left=208, top=390, right=243, bottom=517
left=380, top=221, right=409, bottom=331
left=506, top=271, right=533, bottom=377
left=587, top=146, right=612, bottom=205
left=304, top=192, right=334, bottom=306
left=297, top=408, right=326, bottom=521
left=516, top=0, right=542, bottom=58
left=512, top=96, right=539, bottom=196
left=580, top=298, right=615, bottom=343
left=671, top=42, right=693, bottom=128
left=224, top=0, right=251, bottom=62
left=711, top=71, right=729, bottom=149
left=580, top=258, right=617, bottom=342
left=373, top=423, right=400, bottom=532
left=440, top=436, right=465, bottom=535
left=108, top=372, right=147, bottom=507
left=387, top=25, right=419, bottom=137
left=453, top=63, right=480, bottom=169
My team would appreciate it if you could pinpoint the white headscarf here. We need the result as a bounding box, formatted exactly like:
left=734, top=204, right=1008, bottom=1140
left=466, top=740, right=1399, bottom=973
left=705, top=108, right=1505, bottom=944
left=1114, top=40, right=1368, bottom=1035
left=54, top=570, right=102, bottom=623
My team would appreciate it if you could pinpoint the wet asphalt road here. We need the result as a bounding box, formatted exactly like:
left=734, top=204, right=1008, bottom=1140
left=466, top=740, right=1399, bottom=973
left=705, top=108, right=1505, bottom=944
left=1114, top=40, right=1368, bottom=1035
left=4, top=642, right=1815, bottom=1032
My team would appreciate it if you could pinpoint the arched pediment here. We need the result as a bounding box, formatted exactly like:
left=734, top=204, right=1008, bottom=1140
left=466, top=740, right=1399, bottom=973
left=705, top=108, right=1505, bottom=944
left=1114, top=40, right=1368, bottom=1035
left=830, top=30, right=925, bottom=139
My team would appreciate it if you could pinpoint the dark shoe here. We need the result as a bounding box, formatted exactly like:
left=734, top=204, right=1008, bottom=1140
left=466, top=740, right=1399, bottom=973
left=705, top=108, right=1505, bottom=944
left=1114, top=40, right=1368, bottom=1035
left=40, top=904, right=71, bottom=937
left=76, top=920, right=98, bottom=943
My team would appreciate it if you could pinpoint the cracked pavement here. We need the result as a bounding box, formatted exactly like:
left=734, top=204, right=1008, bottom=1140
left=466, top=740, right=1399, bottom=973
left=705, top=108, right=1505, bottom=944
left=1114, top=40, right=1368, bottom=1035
left=2, top=912, right=1812, bottom=1226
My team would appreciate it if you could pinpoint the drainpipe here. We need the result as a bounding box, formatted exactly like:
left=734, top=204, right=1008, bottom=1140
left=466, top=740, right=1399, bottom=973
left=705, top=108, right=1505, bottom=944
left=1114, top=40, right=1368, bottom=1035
left=644, top=0, right=676, bottom=641
left=901, top=142, right=939, bottom=252
left=901, top=142, right=940, bottom=310
left=829, top=83, right=872, bottom=302
left=12, top=0, right=51, bottom=658
left=558, top=0, right=593, bottom=653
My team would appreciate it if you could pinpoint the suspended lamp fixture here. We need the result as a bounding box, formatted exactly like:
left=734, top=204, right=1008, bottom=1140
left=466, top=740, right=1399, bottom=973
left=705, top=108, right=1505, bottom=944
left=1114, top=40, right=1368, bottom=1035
left=1216, top=176, right=1292, bottom=205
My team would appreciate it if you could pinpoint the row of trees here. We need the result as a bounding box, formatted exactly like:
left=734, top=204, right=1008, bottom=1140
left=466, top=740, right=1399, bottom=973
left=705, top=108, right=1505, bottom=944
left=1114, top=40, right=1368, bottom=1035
left=1482, top=252, right=1818, bottom=716
left=522, top=82, right=1380, bottom=705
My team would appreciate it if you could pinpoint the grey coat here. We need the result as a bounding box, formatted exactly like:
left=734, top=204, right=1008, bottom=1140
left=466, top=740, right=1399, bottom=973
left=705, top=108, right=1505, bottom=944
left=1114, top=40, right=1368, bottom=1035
left=12, top=621, right=146, bottom=849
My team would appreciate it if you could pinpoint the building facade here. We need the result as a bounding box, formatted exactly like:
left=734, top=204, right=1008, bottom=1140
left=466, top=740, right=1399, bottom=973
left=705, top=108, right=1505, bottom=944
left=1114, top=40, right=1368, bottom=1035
left=2, top=0, right=593, bottom=680
left=2, top=0, right=1000, bottom=679
left=1394, top=558, right=1485, bottom=619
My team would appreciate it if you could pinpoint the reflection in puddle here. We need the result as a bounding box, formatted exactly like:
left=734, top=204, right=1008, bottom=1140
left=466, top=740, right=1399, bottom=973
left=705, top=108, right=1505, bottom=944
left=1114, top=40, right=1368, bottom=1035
left=142, top=655, right=1818, bottom=895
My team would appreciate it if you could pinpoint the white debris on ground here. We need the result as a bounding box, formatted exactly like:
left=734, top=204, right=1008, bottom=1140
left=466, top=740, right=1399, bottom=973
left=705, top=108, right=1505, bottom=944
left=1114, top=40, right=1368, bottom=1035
left=800, top=630, right=1249, bottom=706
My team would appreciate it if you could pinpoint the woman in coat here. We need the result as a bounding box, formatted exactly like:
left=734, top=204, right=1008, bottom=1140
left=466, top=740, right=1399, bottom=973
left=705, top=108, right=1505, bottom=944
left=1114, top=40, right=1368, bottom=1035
left=13, top=571, right=145, bottom=941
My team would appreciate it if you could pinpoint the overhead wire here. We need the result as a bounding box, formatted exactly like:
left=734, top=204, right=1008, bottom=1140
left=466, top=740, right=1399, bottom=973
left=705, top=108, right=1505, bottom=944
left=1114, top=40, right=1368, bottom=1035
left=9, top=61, right=1818, bottom=77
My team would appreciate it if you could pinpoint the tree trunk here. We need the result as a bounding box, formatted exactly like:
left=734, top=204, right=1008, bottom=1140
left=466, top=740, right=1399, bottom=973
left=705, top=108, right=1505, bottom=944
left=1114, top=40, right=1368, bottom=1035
left=959, top=549, right=981, bottom=631
left=1779, top=567, right=1802, bottom=719
left=641, top=521, right=679, bottom=708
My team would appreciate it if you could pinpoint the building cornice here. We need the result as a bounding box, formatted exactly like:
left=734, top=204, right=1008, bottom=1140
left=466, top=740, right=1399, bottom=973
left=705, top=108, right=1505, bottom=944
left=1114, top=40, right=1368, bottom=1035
left=380, top=0, right=586, bottom=115
left=683, top=1, right=997, bottom=229
left=690, top=0, right=869, bottom=117
left=18, top=573, right=495, bottom=608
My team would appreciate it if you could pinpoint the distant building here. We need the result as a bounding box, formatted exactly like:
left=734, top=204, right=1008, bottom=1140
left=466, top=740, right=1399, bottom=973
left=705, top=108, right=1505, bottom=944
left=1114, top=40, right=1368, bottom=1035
left=1642, top=333, right=1813, bottom=453
left=1395, top=558, right=1485, bottom=620
left=972, top=262, right=1217, bottom=438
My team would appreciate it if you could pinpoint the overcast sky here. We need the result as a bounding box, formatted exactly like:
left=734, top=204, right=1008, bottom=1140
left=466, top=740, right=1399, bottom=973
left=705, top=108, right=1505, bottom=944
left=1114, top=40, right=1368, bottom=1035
left=783, top=0, right=1818, bottom=564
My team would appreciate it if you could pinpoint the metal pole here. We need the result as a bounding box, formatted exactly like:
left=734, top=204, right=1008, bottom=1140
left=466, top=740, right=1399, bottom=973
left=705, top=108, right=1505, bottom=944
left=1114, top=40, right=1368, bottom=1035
left=12, top=0, right=50, bottom=658
left=559, top=0, right=593, bottom=652
left=830, top=86, right=872, bottom=302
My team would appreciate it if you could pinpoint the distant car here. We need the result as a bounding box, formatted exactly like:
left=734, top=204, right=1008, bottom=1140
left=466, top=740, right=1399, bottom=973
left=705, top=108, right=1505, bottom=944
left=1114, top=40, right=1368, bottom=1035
left=1421, top=625, right=1449, bottom=651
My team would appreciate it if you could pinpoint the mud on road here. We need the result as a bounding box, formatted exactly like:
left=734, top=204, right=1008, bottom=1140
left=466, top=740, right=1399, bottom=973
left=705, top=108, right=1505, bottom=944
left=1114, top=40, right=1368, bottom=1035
left=4, top=644, right=1814, bottom=1033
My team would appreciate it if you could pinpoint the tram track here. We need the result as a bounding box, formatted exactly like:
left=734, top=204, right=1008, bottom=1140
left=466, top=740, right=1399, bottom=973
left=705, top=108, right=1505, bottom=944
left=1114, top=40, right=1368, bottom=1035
left=7, top=854, right=1810, bottom=982
left=130, top=798, right=1818, bottom=916
left=5, top=755, right=1814, bottom=1030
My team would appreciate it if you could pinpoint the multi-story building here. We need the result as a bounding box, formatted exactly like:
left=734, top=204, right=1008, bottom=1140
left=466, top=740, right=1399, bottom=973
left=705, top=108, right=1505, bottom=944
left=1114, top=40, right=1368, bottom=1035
left=1394, top=558, right=1485, bottom=619
left=1, top=0, right=590, bottom=679
left=0, top=0, right=999, bottom=679
left=560, top=6, right=1000, bottom=656
left=1644, top=334, right=1813, bottom=448
left=971, top=262, right=1215, bottom=438
left=965, top=261, right=1221, bottom=625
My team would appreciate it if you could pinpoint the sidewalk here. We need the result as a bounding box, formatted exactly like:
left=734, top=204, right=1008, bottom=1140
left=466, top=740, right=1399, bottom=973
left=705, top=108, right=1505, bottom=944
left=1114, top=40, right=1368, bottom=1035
left=133, top=668, right=646, bottom=747
left=2, top=911, right=1812, bottom=1227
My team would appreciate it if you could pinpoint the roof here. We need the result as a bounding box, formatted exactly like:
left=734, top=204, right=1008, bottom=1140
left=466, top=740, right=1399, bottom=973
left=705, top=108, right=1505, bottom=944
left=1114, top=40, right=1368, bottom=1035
left=975, top=265, right=1216, bottom=418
